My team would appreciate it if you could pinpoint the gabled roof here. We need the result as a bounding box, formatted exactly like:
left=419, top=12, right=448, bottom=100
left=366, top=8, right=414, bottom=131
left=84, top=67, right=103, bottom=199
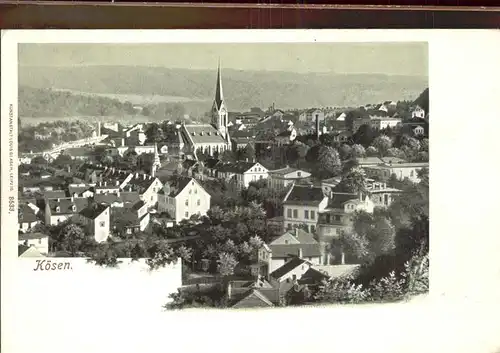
left=215, top=161, right=264, bottom=174
left=18, top=245, right=44, bottom=257
left=270, top=257, right=308, bottom=280
left=43, top=190, right=67, bottom=199
left=160, top=176, right=194, bottom=198
left=298, top=267, right=331, bottom=285
left=47, top=197, right=88, bottom=215
left=19, top=232, right=49, bottom=241
left=18, top=203, right=38, bottom=223
left=327, top=192, right=359, bottom=210
left=283, top=184, right=326, bottom=206
left=79, top=203, right=109, bottom=220
left=270, top=244, right=321, bottom=259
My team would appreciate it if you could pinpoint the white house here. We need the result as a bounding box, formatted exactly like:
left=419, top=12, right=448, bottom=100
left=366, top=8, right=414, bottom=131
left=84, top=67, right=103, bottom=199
left=269, top=257, right=314, bottom=286
left=125, top=174, right=163, bottom=208
left=18, top=232, right=49, bottom=255
left=411, top=105, right=426, bottom=119
left=267, top=167, right=311, bottom=193
left=44, top=197, right=89, bottom=226
left=157, top=177, right=211, bottom=223
left=75, top=203, right=111, bottom=243
left=18, top=203, right=41, bottom=232
left=370, top=116, right=402, bottom=130
left=283, top=184, right=329, bottom=233
left=363, top=162, right=429, bottom=183
left=215, top=160, right=269, bottom=189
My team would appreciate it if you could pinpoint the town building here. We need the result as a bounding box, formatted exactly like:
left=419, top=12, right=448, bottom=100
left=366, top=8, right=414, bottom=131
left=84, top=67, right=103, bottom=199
left=299, top=109, right=325, bottom=124
left=274, top=127, right=297, bottom=146
left=365, top=181, right=402, bottom=208
left=75, top=203, right=110, bottom=243
left=411, top=105, right=426, bottom=119
left=214, top=160, right=269, bottom=189
left=363, top=161, right=429, bottom=183
left=267, top=228, right=322, bottom=273
left=18, top=203, right=41, bottom=232
left=18, top=232, right=49, bottom=255
left=125, top=173, right=163, bottom=208
left=283, top=184, right=328, bottom=233
left=44, top=197, right=88, bottom=226
left=157, top=176, right=211, bottom=223
left=267, top=167, right=311, bottom=193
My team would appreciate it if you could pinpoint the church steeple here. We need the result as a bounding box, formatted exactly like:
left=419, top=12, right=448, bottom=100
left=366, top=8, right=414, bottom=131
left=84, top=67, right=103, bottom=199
left=214, top=58, right=224, bottom=111
left=151, top=142, right=161, bottom=177
left=211, top=59, right=229, bottom=141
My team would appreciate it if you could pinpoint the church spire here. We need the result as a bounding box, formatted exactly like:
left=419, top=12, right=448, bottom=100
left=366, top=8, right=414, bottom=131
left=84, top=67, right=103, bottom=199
left=214, top=58, right=224, bottom=110
left=151, top=142, right=161, bottom=177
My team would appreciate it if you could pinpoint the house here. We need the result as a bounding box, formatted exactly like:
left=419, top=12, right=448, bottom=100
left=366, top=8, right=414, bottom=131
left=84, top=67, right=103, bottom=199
left=202, top=158, right=221, bottom=178
left=157, top=177, right=211, bottom=224
left=363, top=162, right=429, bottom=183
left=283, top=184, right=328, bottom=233
left=125, top=173, right=163, bottom=208
left=75, top=203, right=110, bottom=243
left=370, top=116, right=402, bottom=131
left=67, top=184, right=95, bottom=199
left=365, top=181, right=402, bottom=208
left=18, top=203, right=41, bottom=232
left=18, top=232, right=49, bottom=255
left=299, top=109, right=325, bottom=124
left=226, top=278, right=280, bottom=308
left=44, top=197, right=88, bottom=226
left=267, top=167, right=311, bottom=193
left=317, top=192, right=374, bottom=262
left=320, top=176, right=342, bottom=196
left=125, top=200, right=150, bottom=233
left=214, top=160, right=269, bottom=189
left=411, top=105, right=426, bottom=119
left=61, top=147, right=94, bottom=161
left=269, top=257, right=314, bottom=287
left=274, top=127, right=297, bottom=146
left=402, top=122, right=427, bottom=137
left=267, top=228, right=322, bottom=273
left=18, top=244, right=45, bottom=258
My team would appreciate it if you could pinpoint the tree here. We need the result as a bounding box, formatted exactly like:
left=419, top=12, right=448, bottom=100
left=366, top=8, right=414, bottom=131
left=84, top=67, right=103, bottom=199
left=338, top=144, right=353, bottom=160
left=372, top=135, right=392, bottom=157
left=238, top=144, right=255, bottom=161
left=219, top=150, right=236, bottom=163
left=332, top=228, right=370, bottom=264
left=351, top=144, right=366, bottom=158
left=31, top=155, right=48, bottom=165
left=124, top=151, right=138, bottom=167
left=317, top=145, right=341, bottom=178
left=145, top=123, right=162, bottom=143
left=366, top=146, right=378, bottom=157
left=53, top=153, right=73, bottom=169
left=353, top=124, right=377, bottom=147
left=386, top=147, right=406, bottom=159
left=59, top=223, right=89, bottom=256
left=339, top=167, right=367, bottom=193
left=420, top=138, right=429, bottom=152
left=217, top=252, right=238, bottom=277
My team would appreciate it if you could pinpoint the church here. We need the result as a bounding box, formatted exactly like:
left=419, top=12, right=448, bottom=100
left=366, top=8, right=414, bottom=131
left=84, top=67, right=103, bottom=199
left=178, top=62, right=232, bottom=159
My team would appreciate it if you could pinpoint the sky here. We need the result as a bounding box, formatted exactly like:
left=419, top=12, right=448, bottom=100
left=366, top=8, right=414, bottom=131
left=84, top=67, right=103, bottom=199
left=18, top=42, right=428, bottom=76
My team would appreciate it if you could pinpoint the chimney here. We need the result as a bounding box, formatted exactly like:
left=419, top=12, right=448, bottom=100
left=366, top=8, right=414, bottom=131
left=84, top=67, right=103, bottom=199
left=298, top=248, right=303, bottom=259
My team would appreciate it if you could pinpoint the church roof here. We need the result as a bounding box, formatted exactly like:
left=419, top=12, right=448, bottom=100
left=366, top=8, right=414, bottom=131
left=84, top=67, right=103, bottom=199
left=182, top=124, right=227, bottom=144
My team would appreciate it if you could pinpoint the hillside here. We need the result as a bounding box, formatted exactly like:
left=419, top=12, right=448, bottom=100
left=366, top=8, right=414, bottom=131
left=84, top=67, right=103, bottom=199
left=413, top=87, right=429, bottom=114
left=19, top=65, right=428, bottom=114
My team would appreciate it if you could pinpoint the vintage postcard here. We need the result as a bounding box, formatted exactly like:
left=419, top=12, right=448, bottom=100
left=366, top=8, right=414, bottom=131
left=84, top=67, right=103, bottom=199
left=2, top=30, right=499, bottom=353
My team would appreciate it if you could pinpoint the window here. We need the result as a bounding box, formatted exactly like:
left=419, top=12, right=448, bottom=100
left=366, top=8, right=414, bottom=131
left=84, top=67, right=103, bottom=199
left=286, top=278, right=291, bottom=283
left=304, top=210, right=309, bottom=219
left=127, top=228, right=132, bottom=234
left=38, top=238, right=42, bottom=244
left=297, top=172, right=301, bottom=177
left=259, top=175, right=263, bottom=179
left=99, top=221, right=106, bottom=227
left=197, top=199, right=200, bottom=206
left=285, top=240, right=289, bottom=244
left=311, top=225, right=316, bottom=233
left=185, top=212, right=189, bottom=218
left=252, top=175, right=256, bottom=181
left=311, top=211, right=315, bottom=220
left=308, top=257, right=312, bottom=261
left=195, top=189, right=197, bottom=194
left=185, top=200, right=189, bottom=206
left=287, top=209, right=292, bottom=218
left=189, top=189, right=192, bottom=194
left=151, top=196, right=154, bottom=201
left=410, top=170, right=414, bottom=177
left=293, top=209, right=298, bottom=218
left=287, top=223, right=292, bottom=230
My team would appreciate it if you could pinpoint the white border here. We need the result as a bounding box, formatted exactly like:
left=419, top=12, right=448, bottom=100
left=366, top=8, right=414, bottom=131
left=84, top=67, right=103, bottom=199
left=2, top=30, right=500, bottom=353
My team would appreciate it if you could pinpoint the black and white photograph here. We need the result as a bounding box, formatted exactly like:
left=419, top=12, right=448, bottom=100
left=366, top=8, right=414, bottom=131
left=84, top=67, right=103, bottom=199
left=15, top=41, right=430, bottom=309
